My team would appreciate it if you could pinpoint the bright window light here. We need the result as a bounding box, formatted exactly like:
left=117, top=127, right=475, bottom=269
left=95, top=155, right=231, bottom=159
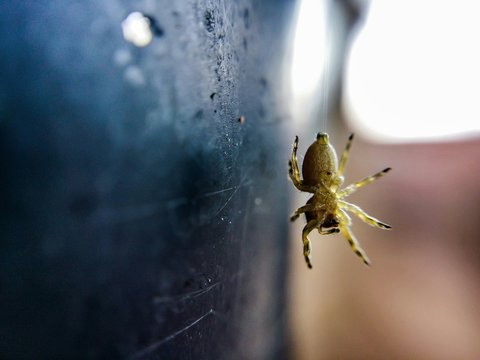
left=290, top=0, right=327, bottom=124
left=344, top=0, right=480, bottom=143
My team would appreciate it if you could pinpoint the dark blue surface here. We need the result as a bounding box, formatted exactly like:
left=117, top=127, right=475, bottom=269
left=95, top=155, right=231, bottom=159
left=0, top=1, right=293, bottom=359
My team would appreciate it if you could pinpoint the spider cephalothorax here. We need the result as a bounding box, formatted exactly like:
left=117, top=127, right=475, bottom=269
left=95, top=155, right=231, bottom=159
left=289, top=133, right=391, bottom=268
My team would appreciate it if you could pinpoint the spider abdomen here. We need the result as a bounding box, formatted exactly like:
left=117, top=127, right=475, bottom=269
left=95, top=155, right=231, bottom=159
left=302, top=133, right=338, bottom=186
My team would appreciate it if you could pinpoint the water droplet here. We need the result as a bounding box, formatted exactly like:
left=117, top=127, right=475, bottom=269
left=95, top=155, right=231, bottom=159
left=122, top=12, right=153, bottom=47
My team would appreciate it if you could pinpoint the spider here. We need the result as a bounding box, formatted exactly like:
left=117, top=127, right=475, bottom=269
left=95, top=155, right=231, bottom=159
left=288, top=132, right=391, bottom=268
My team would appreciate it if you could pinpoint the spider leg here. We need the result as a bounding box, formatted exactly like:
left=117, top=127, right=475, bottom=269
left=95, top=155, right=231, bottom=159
left=290, top=203, right=325, bottom=222
left=301, top=219, right=321, bottom=269
left=339, top=223, right=371, bottom=265
left=289, top=136, right=316, bottom=193
left=338, top=167, right=391, bottom=198
left=338, top=209, right=370, bottom=265
left=337, top=133, right=354, bottom=178
left=339, top=200, right=391, bottom=229
left=319, top=228, right=340, bottom=235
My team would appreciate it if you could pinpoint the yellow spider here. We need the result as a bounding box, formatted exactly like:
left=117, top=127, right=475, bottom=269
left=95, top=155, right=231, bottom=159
left=288, top=133, right=391, bottom=268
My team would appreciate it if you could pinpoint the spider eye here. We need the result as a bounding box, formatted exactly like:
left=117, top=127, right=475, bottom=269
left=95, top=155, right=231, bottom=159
left=326, top=171, right=332, bottom=176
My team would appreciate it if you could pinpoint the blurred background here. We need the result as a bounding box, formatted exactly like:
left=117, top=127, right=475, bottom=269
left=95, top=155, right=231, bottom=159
left=1, top=0, right=480, bottom=359
left=288, top=0, right=480, bottom=359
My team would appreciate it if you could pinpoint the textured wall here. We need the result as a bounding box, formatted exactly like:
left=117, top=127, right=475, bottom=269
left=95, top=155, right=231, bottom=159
left=0, top=1, right=294, bottom=359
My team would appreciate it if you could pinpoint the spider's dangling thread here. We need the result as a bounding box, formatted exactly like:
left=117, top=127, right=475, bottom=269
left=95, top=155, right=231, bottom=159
left=319, top=0, right=331, bottom=133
